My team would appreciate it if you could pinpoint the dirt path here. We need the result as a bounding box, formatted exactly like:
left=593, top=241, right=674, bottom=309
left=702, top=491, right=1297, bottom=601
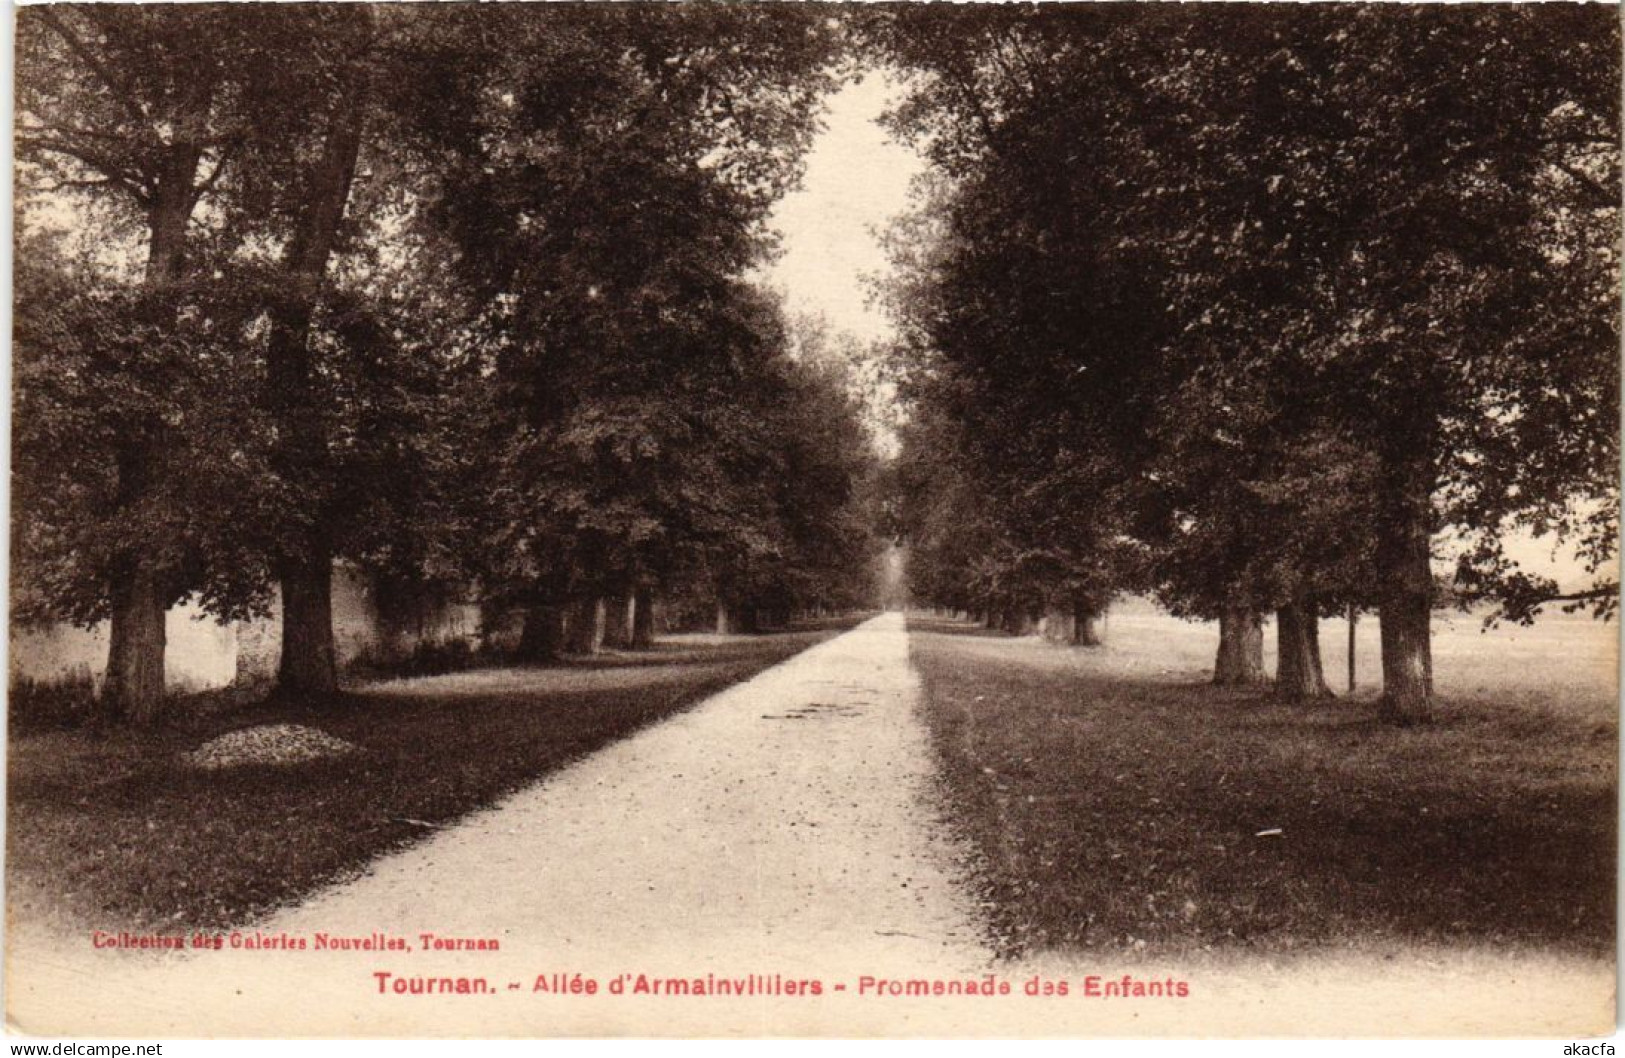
left=7, top=612, right=995, bottom=1037
left=11, top=612, right=1609, bottom=1037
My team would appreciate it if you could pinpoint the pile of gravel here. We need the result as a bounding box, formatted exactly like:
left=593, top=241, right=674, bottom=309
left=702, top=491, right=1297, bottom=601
left=186, top=723, right=359, bottom=770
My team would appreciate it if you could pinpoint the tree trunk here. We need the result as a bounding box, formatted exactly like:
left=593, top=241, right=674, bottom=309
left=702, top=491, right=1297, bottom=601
left=1347, top=606, right=1358, bottom=694
left=145, top=145, right=200, bottom=278
left=1377, top=449, right=1436, bottom=723
left=1073, top=600, right=1103, bottom=646
left=601, top=591, right=633, bottom=649
left=517, top=602, right=566, bottom=662
left=1041, top=604, right=1071, bottom=643
left=103, top=565, right=167, bottom=725
left=716, top=600, right=735, bottom=635
left=277, top=554, right=339, bottom=694
left=102, top=441, right=167, bottom=723
left=1378, top=525, right=1434, bottom=723
left=566, top=596, right=605, bottom=654
left=268, top=62, right=368, bottom=698
left=631, top=587, right=655, bottom=649
left=1276, top=597, right=1332, bottom=701
left=99, top=144, right=202, bottom=721
left=1214, top=607, right=1265, bottom=686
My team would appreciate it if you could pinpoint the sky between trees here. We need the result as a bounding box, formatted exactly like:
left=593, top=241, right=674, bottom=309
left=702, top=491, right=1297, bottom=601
left=770, top=70, right=1596, bottom=590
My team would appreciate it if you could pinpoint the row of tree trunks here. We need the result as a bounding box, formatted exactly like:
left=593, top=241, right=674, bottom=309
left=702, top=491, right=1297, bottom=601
left=1039, top=602, right=1104, bottom=646
left=1073, top=600, right=1103, bottom=646
left=1207, top=440, right=1434, bottom=716
left=1215, top=601, right=1331, bottom=699
left=983, top=608, right=1038, bottom=635
left=516, top=589, right=662, bottom=661
left=1223, top=581, right=1428, bottom=717
left=716, top=601, right=763, bottom=635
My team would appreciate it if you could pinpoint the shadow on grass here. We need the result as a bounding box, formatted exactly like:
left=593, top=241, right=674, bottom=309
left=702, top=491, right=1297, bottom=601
left=6, top=625, right=852, bottom=934
left=904, top=614, right=1017, bottom=639
left=907, top=629, right=1616, bottom=961
left=550, top=619, right=869, bottom=670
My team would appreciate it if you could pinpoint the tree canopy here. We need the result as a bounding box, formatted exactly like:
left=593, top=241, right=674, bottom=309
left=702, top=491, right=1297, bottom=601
left=14, top=4, right=885, bottom=720
left=11, top=4, right=1616, bottom=725
left=866, top=3, right=1619, bottom=717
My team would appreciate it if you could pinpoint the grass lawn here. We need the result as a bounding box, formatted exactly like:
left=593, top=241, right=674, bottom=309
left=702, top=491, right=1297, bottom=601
left=907, top=605, right=1616, bottom=961
left=7, top=623, right=856, bottom=935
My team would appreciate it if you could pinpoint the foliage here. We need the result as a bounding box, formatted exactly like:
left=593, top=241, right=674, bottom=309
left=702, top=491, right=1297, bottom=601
left=866, top=5, right=1619, bottom=634
left=11, top=244, right=284, bottom=626
left=14, top=5, right=880, bottom=682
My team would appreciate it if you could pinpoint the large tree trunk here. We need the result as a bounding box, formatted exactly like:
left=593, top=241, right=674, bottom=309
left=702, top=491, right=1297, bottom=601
left=1379, top=589, right=1432, bottom=722
left=1214, top=607, right=1266, bottom=686
left=1377, top=447, right=1436, bottom=723
left=1276, top=596, right=1332, bottom=701
left=100, top=145, right=202, bottom=721
left=601, top=591, right=634, bottom=649
left=268, top=63, right=369, bottom=697
left=1377, top=505, right=1434, bottom=723
left=273, top=537, right=339, bottom=694
left=1073, top=600, right=1103, bottom=646
left=566, top=596, right=606, bottom=654
left=277, top=555, right=339, bottom=694
left=516, top=602, right=566, bottom=662
left=103, top=565, right=167, bottom=725
left=630, top=587, right=655, bottom=649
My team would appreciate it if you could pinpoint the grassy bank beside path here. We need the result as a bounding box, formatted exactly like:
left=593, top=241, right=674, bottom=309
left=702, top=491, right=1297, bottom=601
left=907, top=613, right=1615, bottom=961
left=8, top=622, right=857, bottom=935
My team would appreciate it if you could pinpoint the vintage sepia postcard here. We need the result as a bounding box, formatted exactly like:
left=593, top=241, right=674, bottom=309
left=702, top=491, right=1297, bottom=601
left=6, top=0, right=1619, bottom=1040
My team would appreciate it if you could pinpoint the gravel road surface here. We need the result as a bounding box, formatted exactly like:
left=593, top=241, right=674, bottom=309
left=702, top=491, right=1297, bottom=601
left=8, top=613, right=995, bottom=1036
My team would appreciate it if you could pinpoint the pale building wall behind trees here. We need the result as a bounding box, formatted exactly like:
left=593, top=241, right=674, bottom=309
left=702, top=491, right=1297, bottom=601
left=9, top=564, right=482, bottom=693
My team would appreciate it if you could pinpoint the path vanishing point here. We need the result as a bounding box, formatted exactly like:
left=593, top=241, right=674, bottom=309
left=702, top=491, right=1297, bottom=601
left=6, top=612, right=1610, bottom=1037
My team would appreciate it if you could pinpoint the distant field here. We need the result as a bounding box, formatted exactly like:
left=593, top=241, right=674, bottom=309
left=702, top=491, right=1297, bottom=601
left=906, top=602, right=1616, bottom=961
left=1051, top=595, right=1618, bottom=721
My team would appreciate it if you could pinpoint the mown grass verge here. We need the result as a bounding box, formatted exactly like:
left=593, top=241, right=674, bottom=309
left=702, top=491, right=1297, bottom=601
left=907, top=616, right=1615, bottom=960
left=7, top=623, right=856, bottom=934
